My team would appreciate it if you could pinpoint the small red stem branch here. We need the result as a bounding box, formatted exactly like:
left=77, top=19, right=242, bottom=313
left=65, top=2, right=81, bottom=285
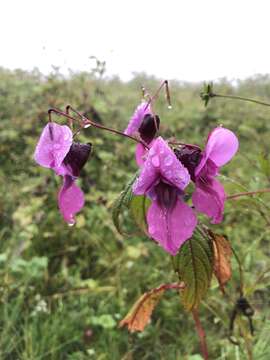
left=48, top=108, right=149, bottom=149
left=192, top=309, right=209, bottom=360
left=144, top=80, right=171, bottom=111
left=227, top=189, right=270, bottom=200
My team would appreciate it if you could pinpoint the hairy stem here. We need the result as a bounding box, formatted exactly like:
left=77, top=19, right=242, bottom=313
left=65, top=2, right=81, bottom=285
left=192, top=309, right=209, bottom=360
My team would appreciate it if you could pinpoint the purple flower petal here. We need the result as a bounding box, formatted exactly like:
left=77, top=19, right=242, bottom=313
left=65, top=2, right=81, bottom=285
left=192, top=177, right=225, bottom=224
left=34, top=122, right=73, bottom=171
left=196, top=127, right=239, bottom=175
left=135, top=143, right=148, bottom=167
left=133, top=137, right=190, bottom=195
left=58, top=175, right=85, bottom=225
left=124, top=101, right=152, bottom=136
left=147, top=197, right=197, bottom=255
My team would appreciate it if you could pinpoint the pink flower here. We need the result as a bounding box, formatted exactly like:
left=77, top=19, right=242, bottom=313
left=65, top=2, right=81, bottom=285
left=192, top=127, right=238, bottom=223
left=133, top=136, right=197, bottom=255
left=34, top=122, right=91, bottom=225
left=124, top=101, right=160, bottom=166
left=175, top=127, right=239, bottom=224
left=124, top=101, right=153, bottom=137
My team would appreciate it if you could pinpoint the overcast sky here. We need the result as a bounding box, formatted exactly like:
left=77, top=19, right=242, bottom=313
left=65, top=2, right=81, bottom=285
left=1, top=0, right=270, bottom=81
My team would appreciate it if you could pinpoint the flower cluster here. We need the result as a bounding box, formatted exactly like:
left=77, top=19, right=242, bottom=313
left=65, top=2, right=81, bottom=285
left=125, top=102, right=239, bottom=255
left=34, top=97, right=238, bottom=257
left=34, top=122, right=91, bottom=225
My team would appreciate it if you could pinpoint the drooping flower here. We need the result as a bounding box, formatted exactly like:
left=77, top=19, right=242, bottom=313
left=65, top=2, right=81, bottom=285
left=34, top=122, right=91, bottom=225
left=124, top=101, right=160, bottom=166
left=175, top=127, right=239, bottom=224
left=133, top=136, right=197, bottom=255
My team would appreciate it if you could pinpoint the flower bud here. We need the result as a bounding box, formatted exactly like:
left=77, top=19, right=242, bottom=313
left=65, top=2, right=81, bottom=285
left=174, top=146, right=202, bottom=182
left=138, top=114, right=160, bottom=143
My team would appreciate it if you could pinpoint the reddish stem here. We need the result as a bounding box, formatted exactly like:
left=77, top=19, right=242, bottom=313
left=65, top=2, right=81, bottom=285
left=192, top=309, right=209, bottom=360
left=48, top=108, right=149, bottom=149
left=227, top=189, right=270, bottom=200
left=144, top=80, right=171, bottom=111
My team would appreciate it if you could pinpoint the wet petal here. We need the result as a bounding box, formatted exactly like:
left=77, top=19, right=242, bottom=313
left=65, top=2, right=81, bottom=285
left=133, top=137, right=190, bottom=195
left=34, top=122, right=73, bottom=170
left=58, top=175, right=85, bottom=224
left=124, top=101, right=152, bottom=136
left=147, top=197, right=197, bottom=256
left=192, top=177, right=225, bottom=224
left=196, top=127, right=239, bottom=175
left=153, top=137, right=190, bottom=190
left=135, top=143, right=148, bottom=167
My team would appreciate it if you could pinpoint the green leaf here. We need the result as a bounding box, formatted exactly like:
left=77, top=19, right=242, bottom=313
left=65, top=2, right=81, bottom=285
left=129, top=195, right=151, bottom=235
left=112, top=172, right=150, bottom=236
left=176, top=228, right=214, bottom=311
left=112, top=173, right=137, bottom=235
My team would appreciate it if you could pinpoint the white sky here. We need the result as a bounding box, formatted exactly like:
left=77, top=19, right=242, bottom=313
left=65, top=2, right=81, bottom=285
left=1, top=0, right=270, bottom=82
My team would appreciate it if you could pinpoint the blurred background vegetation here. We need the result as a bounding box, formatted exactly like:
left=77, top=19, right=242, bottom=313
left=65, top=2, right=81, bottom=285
left=0, top=64, right=270, bottom=359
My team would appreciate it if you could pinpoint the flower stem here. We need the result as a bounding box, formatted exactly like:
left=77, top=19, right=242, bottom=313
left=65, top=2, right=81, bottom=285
left=48, top=108, right=149, bottom=149
left=227, top=189, right=270, bottom=200
left=144, top=80, right=171, bottom=111
left=192, top=309, right=209, bottom=360
left=211, top=93, right=270, bottom=108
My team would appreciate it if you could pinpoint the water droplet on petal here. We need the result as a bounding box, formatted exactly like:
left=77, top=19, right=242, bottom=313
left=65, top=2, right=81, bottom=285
left=68, top=219, right=75, bottom=227
left=53, top=143, right=61, bottom=150
left=148, top=225, right=155, bottom=234
left=151, top=155, right=160, bottom=167
left=164, top=155, right=173, bottom=166
left=149, top=147, right=155, bottom=156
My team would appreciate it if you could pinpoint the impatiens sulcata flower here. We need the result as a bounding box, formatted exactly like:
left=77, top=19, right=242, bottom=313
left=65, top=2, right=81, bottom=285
left=124, top=101, right=160, bottom=166
left=34, top=122, right=91, bottom=225
left=133, top=136, right=197, bottom=255
left=175, top=127, right=239, bottom=224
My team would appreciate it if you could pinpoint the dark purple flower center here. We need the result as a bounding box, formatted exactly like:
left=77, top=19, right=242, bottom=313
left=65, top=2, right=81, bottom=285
left=174, top=146, right=202, bottom=182
left=63, top=142, right=92, bottom=177
left=155, top=182, right=178, bottom=210
left=138, top=114, right=160, bottom=143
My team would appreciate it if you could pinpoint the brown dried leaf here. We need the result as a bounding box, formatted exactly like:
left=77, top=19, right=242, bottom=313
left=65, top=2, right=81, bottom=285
left=119, top=283, right=184, bottom=332
left=211, top=232, right=232, bottom=289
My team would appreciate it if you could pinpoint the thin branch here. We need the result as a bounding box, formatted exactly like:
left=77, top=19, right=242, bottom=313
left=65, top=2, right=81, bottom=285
left=213, top=93, right=270, bottom=108
left=48, top=108, right=149, bottom=149
left=144, top=80, right=171, bottom=111
left=227, top=189, right=270, bottom=200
